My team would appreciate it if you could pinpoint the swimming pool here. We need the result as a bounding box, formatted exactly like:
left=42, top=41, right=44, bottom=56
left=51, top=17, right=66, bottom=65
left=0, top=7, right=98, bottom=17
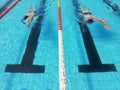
left=0, top=0, right=120, bottom=90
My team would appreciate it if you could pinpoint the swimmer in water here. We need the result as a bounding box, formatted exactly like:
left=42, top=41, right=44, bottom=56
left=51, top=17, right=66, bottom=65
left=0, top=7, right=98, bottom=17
left=80, top=5, right=110, bottom=29
left=21, top=5, right=36, bottom=27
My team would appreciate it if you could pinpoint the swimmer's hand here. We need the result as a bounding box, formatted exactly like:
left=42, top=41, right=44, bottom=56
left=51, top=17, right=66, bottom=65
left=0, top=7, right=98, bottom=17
left=105, top=24, right=110, bottom=29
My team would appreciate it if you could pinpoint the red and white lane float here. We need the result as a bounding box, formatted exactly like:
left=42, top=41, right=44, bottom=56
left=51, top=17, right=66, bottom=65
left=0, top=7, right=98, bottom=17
left=58, top=0, right=67, bottom=90
left=0, top=0, right=21, bottom=19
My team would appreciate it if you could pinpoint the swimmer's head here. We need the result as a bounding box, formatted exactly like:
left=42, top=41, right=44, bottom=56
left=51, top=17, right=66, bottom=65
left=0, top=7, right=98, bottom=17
left=32, top=10, right=36, bottom=13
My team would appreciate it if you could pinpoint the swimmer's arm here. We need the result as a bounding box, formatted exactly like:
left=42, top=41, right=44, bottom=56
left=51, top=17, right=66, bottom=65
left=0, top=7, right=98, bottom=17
left=28, top=5, right=36, bottom=12
left=33, top=5, right=36, bottom=11
left=94, top=18, right=110, bottom=29
left=29, top=5, right=33, bottom=11
left=80, top=5, right=84, bottom=13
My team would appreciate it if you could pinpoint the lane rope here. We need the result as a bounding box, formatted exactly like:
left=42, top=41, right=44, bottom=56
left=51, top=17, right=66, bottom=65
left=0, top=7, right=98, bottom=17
left=58, top=0, right=67, bottom=90
left=0, top=0, right=21, bottom=19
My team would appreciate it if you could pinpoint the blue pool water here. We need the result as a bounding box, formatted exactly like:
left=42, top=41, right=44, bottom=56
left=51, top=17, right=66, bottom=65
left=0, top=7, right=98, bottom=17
left=0, top=0, right=9, bottom=7
left=0, top=0, right=120, bottom=90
